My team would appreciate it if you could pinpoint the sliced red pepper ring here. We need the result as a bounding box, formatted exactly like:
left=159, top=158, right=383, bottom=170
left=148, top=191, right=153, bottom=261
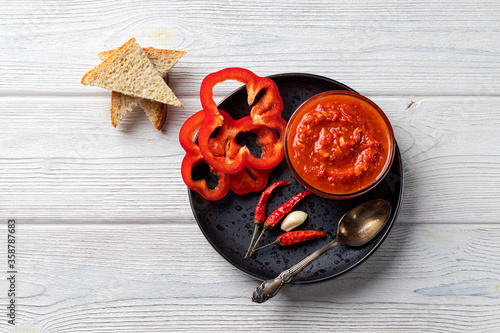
left=230, top=167, right=272, bottom=196
left=179, top=111, right=230, bottom=201
left=180, top=111, right=276, bottom=200
left=229, top=123, right=279, bottom=195
left=197, top=68, right=286, bottom=174
left=203, top=109, right=286, bottom=174
left=200, top=67, right=284, bottom=125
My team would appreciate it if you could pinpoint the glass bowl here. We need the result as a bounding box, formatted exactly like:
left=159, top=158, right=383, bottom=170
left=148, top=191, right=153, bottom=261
left=285, top=91, right=395, bottom=200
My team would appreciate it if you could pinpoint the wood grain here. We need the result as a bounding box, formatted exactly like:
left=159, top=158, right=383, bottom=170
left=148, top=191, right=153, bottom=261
left=0, top=1, right=499, bottom=96
left=1, top=223, right=498, bottom=332
left=1, top=95, right=499, bottom=223
left=1, top=0, right=499, bottom=331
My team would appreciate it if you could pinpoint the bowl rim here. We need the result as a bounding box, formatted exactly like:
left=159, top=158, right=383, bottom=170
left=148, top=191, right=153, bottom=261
left=284, top=90, right=396, bottom=200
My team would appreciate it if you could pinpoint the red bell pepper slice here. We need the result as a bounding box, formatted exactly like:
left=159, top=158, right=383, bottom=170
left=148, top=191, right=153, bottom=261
left=228, top=124, right=279, bottom=195
left=179, top=111, right=230, bottom=201
left=180, top=111, right=277, bottom=200
left=197, top=68, right=286, bottom=174
left=204, top=109, right=286, bottom=173
left=230, top=167, right=273, bottom=196
left=200, top=67, right=284, bottom=125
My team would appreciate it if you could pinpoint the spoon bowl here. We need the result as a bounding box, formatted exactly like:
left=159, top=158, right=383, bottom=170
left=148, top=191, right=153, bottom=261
left=338, top=199, right=392, bottom=246
left=252, top=199, right=392, bottom=303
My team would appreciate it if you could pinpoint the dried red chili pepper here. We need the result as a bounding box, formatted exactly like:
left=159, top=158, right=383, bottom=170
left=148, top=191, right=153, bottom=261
left=254, top=180, right=292, bottom=224
left=244, top=180, right=291, bottom=258
left=278, top=230, right=328, bottom=246
left=197, top=67, right=287, bottom=174
left=250, top=190, right=312, bottom=255
left=264, top=190, right=312, bottom=228
left=252, top=230, right=328, bottom=253
left=180, top=111, right=276, bottom=200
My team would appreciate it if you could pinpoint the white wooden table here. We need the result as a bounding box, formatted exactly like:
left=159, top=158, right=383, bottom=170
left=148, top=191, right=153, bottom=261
left=1, top=1, right=499, bottom=332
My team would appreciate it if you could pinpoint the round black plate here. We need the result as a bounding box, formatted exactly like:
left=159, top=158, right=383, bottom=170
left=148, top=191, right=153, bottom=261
left=189, top=73, right=404, bottom=284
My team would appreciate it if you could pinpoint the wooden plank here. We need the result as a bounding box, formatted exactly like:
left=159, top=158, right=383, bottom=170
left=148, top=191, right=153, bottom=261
left=0, top=95, right=499, bottom=223
left=0, top=0, right=498, bottom=332
left=0, top=1, right=499, bottom=96
left=2, top=222, right=499, bottom=332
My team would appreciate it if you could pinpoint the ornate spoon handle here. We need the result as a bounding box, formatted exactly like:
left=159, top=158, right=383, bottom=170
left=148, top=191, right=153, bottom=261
left=252, top=238, right=340, bottom=303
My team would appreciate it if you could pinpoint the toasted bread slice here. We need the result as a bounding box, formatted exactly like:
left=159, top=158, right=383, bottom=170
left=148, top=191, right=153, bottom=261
left=139, top=97, right=167, bottom=129
left=108, top=92, right=167, bottom=129
left=98, top=47, right=186, bottom=129
left=99, top=47, right=186, bottom=77
left=81, top=38, right=183, bottom=107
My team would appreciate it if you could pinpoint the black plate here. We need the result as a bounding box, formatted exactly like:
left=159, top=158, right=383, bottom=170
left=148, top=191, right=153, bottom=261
left=189, top=73, right=403, bottom=284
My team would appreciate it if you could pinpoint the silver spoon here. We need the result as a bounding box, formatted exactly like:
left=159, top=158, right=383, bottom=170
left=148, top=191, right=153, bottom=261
left=251, top=199, right=392, bottom=303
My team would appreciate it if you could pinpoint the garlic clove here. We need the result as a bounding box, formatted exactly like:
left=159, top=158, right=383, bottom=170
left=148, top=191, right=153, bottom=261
left=280, top=211, right=308, bottom=232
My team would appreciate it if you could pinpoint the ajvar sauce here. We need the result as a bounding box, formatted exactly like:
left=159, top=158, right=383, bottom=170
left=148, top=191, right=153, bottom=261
left=286, top=92, right=392, bottom=196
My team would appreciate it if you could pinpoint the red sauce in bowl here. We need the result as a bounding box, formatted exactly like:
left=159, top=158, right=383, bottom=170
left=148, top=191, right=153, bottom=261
left=285, top=91, right=395, bottom=199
